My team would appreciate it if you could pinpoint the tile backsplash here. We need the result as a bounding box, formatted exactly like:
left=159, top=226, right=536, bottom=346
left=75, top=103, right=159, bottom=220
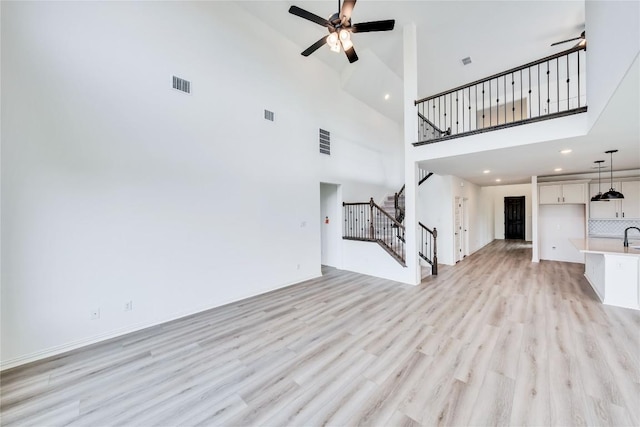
left=589, top=219, right=640, bottom=237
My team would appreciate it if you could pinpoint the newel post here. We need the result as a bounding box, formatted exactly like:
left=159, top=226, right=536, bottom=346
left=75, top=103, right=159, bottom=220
left=369, top=198, right=375, bottom=240
left=432, top=227, right=438, bottom=275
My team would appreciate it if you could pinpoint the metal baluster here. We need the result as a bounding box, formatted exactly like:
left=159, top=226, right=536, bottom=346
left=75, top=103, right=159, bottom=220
left=482, top=82, right=485, bottom=128
left=547, top=60, right=550, bottom=114
left=520, top=69, right=523, bottom=120
left=529, top=67, right=532, bottom=118
left=503, top=75, right=506, bottom=124
left=556, top=57, right=559, bottom=114
left=512, top=72, right=515, bottom=122
left=456, top=92, right=459, bottom=134
left=538, top=63, right=541, bottom=117
left=566, top=54, right=570, bottom=111
left=578, top=51, right=581, bottom=107
left=443, top=95, right=447, bottom=136
left=369, top=199, right=374, bottom=240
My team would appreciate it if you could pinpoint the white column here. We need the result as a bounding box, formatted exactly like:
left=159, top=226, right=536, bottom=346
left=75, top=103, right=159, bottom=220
left=531, top=175, right=539, bottom=262
left=403, top=23, right=420, bottom=285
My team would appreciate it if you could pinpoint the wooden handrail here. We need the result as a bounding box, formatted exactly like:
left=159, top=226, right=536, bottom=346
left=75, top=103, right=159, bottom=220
left=370, top=198, right=404, bottom=230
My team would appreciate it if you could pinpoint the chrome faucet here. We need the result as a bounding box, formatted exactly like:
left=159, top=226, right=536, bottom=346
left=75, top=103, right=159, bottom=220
left=623, top=227, right=640, bottom=247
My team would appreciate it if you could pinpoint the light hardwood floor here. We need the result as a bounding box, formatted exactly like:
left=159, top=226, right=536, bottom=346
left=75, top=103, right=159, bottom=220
left=1, top=240, right=639, bottom=426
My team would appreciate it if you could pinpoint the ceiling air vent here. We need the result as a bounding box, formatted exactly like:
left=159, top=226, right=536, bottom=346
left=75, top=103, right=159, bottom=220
left=264, top=109, right=275, bottom=122
left=319, top=129, right=330, bottom=155
left=172, top=76, right=191, bottom=94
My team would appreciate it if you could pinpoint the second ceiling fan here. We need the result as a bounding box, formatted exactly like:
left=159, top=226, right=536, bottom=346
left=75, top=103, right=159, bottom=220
left=289, top=0, right=395, bottom=63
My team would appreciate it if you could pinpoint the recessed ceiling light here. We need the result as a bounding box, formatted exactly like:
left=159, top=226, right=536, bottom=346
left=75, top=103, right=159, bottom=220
left=554, top=168, right=563, bottom=172
left=384, top=94, right=390, bottom=100
left=483, top=170, right=491, bottom=174
left=495, top=178, right=501, bottom=182
left=560, top=149, right=572, bottom=154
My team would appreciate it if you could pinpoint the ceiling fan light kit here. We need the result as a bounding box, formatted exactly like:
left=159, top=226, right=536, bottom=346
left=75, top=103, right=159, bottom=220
left=600, top=149, right=625, bottom=200
left=289, top=0, right=395, bottom=63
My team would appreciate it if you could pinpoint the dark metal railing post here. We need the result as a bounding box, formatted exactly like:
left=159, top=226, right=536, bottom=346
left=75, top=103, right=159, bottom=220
left=432, top=227, right=438, bottom=275
left=369, top=198, right=375, bottom=240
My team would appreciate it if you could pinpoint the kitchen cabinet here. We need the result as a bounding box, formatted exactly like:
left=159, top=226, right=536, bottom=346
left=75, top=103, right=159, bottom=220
left=539, top=182, right=586, bottom=204
left=572, top=238, right=640, bottom=311
left=589, top=180, right=640, bottom=219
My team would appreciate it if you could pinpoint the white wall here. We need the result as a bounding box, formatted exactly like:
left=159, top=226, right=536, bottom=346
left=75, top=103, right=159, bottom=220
left=538, top=204, right=586, bottom=263
left=0, top=2, right=404, bottom=367
left=418, top=174, right=493, bottom=266
left=450, top=177, right=494, bottom=260
left=586, top=0, right=640, bottom=128
left=482, top=184, right=533, bottom=241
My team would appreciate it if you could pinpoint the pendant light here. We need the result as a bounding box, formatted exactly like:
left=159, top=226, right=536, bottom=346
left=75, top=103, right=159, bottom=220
left=600, top=150, right=625, bottom=200
left=590, top=160, right=606, bottom=201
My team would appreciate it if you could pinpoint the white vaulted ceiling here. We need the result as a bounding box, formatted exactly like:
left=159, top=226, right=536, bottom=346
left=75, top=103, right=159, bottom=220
left=239, top=1, right=639, bottom=186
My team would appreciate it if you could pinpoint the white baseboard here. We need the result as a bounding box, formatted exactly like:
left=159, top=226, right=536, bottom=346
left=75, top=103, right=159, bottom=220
left=1, top=272, right=321, bottom=371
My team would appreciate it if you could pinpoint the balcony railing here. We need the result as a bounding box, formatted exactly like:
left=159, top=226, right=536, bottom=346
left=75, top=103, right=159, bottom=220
left=414, top=45, right=587, bottom=146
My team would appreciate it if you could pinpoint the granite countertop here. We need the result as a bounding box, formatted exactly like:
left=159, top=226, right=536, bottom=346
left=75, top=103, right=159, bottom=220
left=571, top=238, right=640, bottom=256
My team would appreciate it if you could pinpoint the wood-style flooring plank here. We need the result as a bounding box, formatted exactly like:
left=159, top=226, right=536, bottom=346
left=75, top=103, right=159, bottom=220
left=2, top=240, right=639, bottom=426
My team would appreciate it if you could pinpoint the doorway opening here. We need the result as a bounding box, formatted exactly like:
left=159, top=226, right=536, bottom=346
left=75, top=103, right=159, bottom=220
left=504, top=196, right=526, bottom=240
left=454, top=197, right=468, bottom=262
left=320, top=183, right=341, bottom=269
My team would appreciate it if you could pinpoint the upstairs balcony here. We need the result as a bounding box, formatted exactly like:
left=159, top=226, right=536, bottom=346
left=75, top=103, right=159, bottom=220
left=413, top=45, right=587, bottom=146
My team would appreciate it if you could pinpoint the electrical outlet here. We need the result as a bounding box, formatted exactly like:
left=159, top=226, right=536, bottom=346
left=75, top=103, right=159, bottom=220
left=90, top=308, right=100, bottom=320
left=124, top=300, right=133, bottom=312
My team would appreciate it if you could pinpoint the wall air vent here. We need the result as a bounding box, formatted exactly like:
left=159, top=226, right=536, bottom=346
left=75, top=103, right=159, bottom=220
left=264, top=109, right=275, bottom=121
left=319, top=129, right=330, bottom=155
left=172, top=76, right=191, bottom=94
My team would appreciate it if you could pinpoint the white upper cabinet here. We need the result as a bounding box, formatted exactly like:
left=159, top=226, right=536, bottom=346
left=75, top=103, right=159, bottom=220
left=539, top=182, right=586, bottom=204
left=589, top=180, right=640, bottom=219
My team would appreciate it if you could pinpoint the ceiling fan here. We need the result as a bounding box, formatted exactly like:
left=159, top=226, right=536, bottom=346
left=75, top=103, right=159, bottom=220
left=288, top=0, right=395, bottom=63
left=551, top=30, right=586, bottom=48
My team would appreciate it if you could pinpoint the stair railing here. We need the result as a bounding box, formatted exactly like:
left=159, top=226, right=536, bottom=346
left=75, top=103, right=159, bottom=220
left=418, top=222, right=438, bottom=275
left=394, top=185, right=405, bottom=224
left=418, top=112, right=451, bottom=142
left=414, top=45, right=587, bottom=146
left=343, top=198, right=406, bottom=266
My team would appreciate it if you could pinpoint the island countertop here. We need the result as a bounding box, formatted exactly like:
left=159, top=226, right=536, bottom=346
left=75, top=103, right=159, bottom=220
left=571, top=238, right=640, bottom=256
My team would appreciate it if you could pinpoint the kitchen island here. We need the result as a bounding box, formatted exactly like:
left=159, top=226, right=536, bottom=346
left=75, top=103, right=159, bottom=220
left=571, top=238, right=640, bottom=310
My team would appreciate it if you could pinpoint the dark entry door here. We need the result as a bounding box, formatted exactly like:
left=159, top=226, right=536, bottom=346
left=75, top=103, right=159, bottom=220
left=504, top=196, right=525, bottom=240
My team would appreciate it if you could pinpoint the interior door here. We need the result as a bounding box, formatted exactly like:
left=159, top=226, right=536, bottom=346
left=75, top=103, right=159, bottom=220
left=504, top=196, right=526, bottom=240
left=455, top=197, right=464, bottom=262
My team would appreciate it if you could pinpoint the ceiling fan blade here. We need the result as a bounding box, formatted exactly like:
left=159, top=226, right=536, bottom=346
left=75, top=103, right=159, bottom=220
left=340, top=0, right=357, bottom=24
left=344, top=45, right=358, bottom=63
left=289, top=5, right=331, bottom=27
left=301, top=36, right=329, bottom=57
left=351, top=20, right=395, bottom=33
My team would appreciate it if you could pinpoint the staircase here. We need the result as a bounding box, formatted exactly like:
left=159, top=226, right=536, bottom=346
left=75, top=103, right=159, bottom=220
left=341, top=169, right=438, bottom=274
